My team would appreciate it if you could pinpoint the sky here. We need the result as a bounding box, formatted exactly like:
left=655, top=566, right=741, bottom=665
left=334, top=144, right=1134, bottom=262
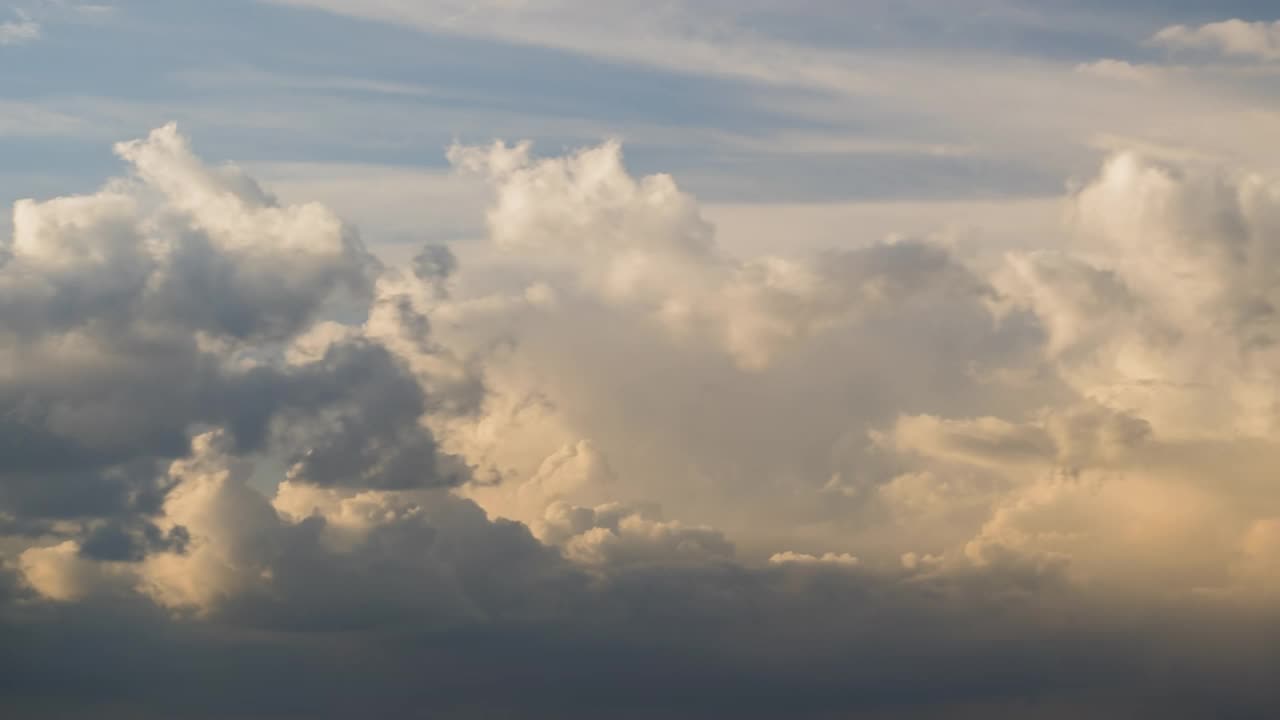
left=6, top=1, right=1280, bottom=717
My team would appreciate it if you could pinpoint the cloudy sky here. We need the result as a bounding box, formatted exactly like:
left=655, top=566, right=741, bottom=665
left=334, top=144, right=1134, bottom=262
left=6, top=1, right=1280, bottom=717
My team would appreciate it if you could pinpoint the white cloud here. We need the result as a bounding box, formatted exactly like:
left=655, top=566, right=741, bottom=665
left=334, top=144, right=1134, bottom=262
left=1075, top=59, right=1160, bottom=82
left=0, top=101, right=85, bottom=137
left=768, top=550, right=859, bottom=567
left=265, top=0, right=878, bottom=95
left=0, top=12, right=39, bottom=45
left=254, top=0, right=1280, bottom=194
left=18, top=540, right=132, bottom=601
left=540, top=501, right=735, bottom=568
left=1001, top=151, right=1280, bottom=439
left=445, top=138, right=990, bottom=370
left=1152, top=19, right=1280, bottom=61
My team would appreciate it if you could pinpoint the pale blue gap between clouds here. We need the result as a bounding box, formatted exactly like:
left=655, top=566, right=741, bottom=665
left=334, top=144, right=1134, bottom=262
left=2, top=0, right=1279, bottom=248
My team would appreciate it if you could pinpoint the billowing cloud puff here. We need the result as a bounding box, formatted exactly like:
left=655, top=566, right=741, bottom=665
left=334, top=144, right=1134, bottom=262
left=539, top=500, right=735, bottom=568
left=4, top=125, right=468, bottom=513
left=447, top=138, right=992, bottom=370
left=0, top=11, right=38, bottom=46
left=999, top=152, right=1280, bottom=440
left=768, top=550, right=860, bottom=566
left=8, top=127, right=1280, bottom=717
left=1153, top=19, right=1280, bottom=61
left=1075, top=59, right=1160, bottom=82
left=430, top=137, right=1035, bottom=568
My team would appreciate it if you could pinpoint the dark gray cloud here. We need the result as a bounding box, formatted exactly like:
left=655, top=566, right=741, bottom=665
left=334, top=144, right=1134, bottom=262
left=2, top=555, right=1280, bottom=719
left=0, top=126, right=466, bottom=533
left=77, top=520, right=190, bottom=562
left=272, top=340, right=467, bottom=491
left=412, top=243, right=457, bottom=283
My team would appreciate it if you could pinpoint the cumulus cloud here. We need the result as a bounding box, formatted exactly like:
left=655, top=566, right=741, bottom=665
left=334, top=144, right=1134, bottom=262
left=425, top=135, right=1280, bottom=600
left=539, top=501, right=735, bottom=568
left=434, top=138, right=1027, bottom=563
left=999, top=151, right=1280, bottom=440
left=446, top=138, right=992, bottom=370
left=0, top=123, right=465, bottom=543
left=858, top=148, right=1280, bottom=589
left=1152, top=19, right=1280, bottom=61
left=768, top=550, right=860, bottom=567
left=8, top=126, right=1280, bottom=716
left=1075, top=59, right=1160, bottom=82
left=0, top=11, right=39, bottom=45
left=18, top=540, right=133, bottom=601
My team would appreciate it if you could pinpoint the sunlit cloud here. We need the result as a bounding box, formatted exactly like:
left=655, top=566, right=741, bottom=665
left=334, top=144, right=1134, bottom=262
left=1153, top=19, right=1280, bottom=61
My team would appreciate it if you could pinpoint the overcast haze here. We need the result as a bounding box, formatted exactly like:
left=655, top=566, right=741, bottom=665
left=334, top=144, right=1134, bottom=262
left=5, top=1, right=1280, bottom=717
